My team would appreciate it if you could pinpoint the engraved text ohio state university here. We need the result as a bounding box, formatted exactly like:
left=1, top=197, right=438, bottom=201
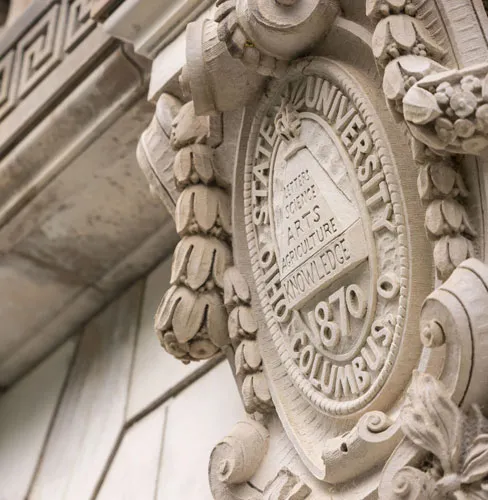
left=244, top=60, right=409, bottom=417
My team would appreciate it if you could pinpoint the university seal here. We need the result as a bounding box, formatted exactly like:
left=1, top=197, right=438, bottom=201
left=244, top=58, right=428, bottom=419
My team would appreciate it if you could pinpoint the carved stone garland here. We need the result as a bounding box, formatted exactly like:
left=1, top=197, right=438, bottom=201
left=367, top=0, right=479, bottom=281
left=137, top=92, right=279, bottom=497
left=152, top=99, right=233, bottom=363
left=207, top=268, right=278, bottom=499
left=224, top=267, right=274, bottom=416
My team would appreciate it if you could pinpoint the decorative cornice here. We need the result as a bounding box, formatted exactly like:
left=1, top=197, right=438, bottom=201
left=0, top=0, right=97, bottom=123
left=101, top=0, right=215, bottom=59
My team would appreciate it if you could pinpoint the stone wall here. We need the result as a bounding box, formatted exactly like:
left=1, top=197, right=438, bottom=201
left=0, top=255, right=245, bottom=500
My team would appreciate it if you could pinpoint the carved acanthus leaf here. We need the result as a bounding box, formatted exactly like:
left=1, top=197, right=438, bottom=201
left=402, top=372, right=463, bottom=475
left=384, top=372, right=488, bottom=500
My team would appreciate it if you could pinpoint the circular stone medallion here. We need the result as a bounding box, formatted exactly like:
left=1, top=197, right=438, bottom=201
left=244, top=59, right=410, bottom=417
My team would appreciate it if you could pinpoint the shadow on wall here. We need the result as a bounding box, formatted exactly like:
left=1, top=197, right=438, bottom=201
left=0, top=0, right=35, bottom=28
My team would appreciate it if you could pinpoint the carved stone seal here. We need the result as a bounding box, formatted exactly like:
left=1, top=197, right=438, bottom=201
left=239, top=57, right=432, bottom=486
left=244, top=58, right=413, bottom=418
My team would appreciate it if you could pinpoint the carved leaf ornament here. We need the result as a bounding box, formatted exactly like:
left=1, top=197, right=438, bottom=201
left=151, top=101, right=234, bottom=363
left=173, top=144, right=217, bottom=189
left=224, top=267, right=274, bottom=416
left=155, top=286, right=227, bottom=353
left=176, top=185, right=232, bottom=237
left=372, top=14, right=443, bottom=68
left=171, top=235, right=232, bottom=291
left=389, top=373, right=488, bottom=500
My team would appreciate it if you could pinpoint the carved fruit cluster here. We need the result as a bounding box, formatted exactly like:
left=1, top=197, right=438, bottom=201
left=409, top=72, right=488, bottom=154
left=224, top=267, right=274, bottom=415
left=155, top=101, right=232, bottom=363
left=368, top=0, right=444, bottom=68
left=387, top=372, right=488, bottom=500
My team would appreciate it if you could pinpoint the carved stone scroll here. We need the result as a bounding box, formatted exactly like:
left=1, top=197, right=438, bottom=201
left=209, top=419, right=270, bottom=500
left=419, top=258, right=488, bottom=409
left=209, top=420, right=312, bottom=500
left=379, top=258, right=488, bottom=499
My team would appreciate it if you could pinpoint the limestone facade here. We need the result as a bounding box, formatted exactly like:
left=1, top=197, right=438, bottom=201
left=2, top=1, right=488, bottom=499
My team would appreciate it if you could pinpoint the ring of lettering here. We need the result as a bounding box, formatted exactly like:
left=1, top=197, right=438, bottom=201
left=244, top=60, right=408, bottom=416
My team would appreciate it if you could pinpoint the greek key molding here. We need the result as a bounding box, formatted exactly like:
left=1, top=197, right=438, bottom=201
left=0, top=0, right=96, bottom=120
